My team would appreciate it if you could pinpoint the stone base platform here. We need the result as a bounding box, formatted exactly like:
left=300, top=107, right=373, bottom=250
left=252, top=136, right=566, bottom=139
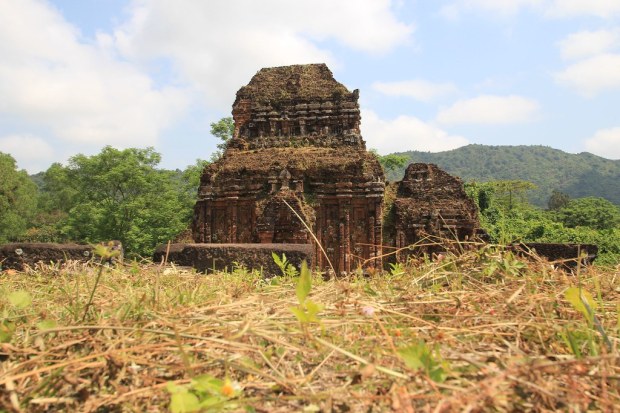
left=514, top=243, right=598, bottom=270
left=0, top=243, right=94, bottom=270
left=153, top=243, right=314, bottom=276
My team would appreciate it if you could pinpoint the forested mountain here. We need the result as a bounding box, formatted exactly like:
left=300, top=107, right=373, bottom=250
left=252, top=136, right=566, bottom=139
left=389, top=145, right=620, bottom=207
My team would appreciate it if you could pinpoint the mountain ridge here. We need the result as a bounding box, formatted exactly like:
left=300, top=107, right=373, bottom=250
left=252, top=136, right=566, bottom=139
left=389, top=144, right=620, bottom=207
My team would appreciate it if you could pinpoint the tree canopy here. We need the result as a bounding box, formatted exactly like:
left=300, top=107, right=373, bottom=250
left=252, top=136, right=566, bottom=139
left=37, top=147, right=191, bottom=256
left=210, top=117, right=234, bottom=160
left=0, top=153, right=38, bottom=243
left=554, top=197, right=620, bottom=231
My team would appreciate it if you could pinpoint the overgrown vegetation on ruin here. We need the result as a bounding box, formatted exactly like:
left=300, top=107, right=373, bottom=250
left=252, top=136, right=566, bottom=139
left=1, top=248, right=618, bottom=412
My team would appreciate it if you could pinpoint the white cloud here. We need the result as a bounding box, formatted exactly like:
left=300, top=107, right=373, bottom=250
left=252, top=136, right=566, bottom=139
left=559, top=29, right=620, bottom=60
left=372, top=79, right=457, bottom=102
left=0, top=0, right=188, bottom=148
left=442, top=0, right=620, bottom=18
left=436, top=95, right=540, bottom=125
left=361, top=109, right=469, bottom=154
left=0, top=134, right=54, bottom=172
left=440, top=0, right=544, bottom=17
left=584, top=127, right=620, bottom=159
left=438, top=4, right=461, bottom=21
left=546, top=0, right=620, bottom=18
left=112, top=0, right=413, bottom=110
left=555, top=54, right=620, bottom=96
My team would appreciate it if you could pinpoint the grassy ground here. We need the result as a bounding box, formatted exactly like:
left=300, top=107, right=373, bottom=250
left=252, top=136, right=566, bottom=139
left=1, top=246, right=618, bottom=412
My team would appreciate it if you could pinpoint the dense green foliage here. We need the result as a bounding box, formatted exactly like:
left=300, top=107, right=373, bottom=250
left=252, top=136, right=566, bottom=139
left=0, top=153, right=38, bottom=243
left=3, top=142, right=619, bottom=264
left=547, top=189, right=570, bottom=210
left=13, top=147, right=206, bottom=257
left=369, top=149, right=408, bottom=174
left=210, top=117, right=234, bottom=160
left=553, top=197, right=620, bottom=230
left=59, top=147, right=189, bottom=255
left=391, top=144, right=620, bottom=206
left=466, top=181, right=620, bottom=265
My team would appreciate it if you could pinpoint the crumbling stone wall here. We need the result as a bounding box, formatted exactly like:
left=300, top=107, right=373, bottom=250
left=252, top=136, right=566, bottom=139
left=387, top=163, right=481, bottom=259
left=153, top=243, right=313, bottom=276
left=0, top=243, right=93, bottom=270
left=513, top=242, right=598, bottom=270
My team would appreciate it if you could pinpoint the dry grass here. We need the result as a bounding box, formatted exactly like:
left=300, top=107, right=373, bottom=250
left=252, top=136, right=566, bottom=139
left=1, top=247, right=619, bottom=412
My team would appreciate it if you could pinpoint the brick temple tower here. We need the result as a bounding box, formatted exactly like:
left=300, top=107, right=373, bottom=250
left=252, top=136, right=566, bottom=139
left=193, top=64, right=385, bottom=272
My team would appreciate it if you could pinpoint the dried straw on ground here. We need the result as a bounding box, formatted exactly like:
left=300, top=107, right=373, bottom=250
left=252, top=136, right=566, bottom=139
left=1, top=247, right=618, bottom=412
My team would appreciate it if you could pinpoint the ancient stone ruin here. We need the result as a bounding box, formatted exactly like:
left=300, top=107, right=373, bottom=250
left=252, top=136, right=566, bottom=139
left=153, top=243, right=313, bottom=275
left=0, top=64, right=597, bottom=274
left=192, top=64, right=384, bottom=273
left=0, top=241, right=124, bottom=271
left=385, top=163, right=481, bottom=261
left=0, top=243, right=94, bottom=271
left=191, top=64, right=483, bottom=272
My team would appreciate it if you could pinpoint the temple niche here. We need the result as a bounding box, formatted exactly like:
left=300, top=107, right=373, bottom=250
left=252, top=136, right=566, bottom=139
left=193, top=64, right=385, bottom=273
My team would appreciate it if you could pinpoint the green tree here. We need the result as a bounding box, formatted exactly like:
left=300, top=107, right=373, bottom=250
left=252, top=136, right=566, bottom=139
left=26, top=162, right=79, bottom=242
left=555, top=197, right=620, bottom=230
left=57, top=146, right=188, bottom=256
left=210, top=117, right=234, bottom=160
left=487, top=180, right=537, bottom=212
left=179, top=159, right=210, bottom=221
left=369, top=149, right=409, bottom=180
left=0, top=153, right=38, bottom=242
left=547, top=189, right=570, bottom=210
left=379, top=154, right=408, bottom=175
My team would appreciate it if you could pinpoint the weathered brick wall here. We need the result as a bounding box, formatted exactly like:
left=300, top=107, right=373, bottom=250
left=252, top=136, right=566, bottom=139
left=153, top=243, right=314, bottom=276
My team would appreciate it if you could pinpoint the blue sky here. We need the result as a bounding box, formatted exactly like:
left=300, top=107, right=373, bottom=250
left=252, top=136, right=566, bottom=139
left=1, top=0, right=620, bottom=173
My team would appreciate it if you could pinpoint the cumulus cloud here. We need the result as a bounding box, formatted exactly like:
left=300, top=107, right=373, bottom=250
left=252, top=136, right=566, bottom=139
left=558, top=29, right=620, bottom=60
left=0, top=134, right=55, bottom=172
left=546, top=0, right=620, bottom=18
left=441, top=0, right=620, bottom=18
left=439, top=0, right=544, bottom=18
left=0, top=0, right=188, bottom=148
left=584, top=127, right=620, bottom=159
left=372, top=79, right=457, bottom=102
left=361, top=110, right=469, bottom=154
left=436, top=95, right=539, bottom=125
left=112, top=0, right=413, bottom=110
left=555, top=54, right=620, bottom=96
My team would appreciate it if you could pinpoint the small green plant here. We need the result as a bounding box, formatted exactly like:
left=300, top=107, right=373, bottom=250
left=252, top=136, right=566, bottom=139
left=397, top=340, right=449, bottom=383
left=167, top=374, right=241, bottom=412
left=81, top=243, right=122, bottom=322
left=388, top=262, right=405, bottom=276
left=482, top=250, right=526, bottom=279
left=272, top=252, right=299, bottom=277
left=563, top=286, right=612, bottom=354
left=289, top=261, right=324, bottom=325
left=1, top=290, right=32, bottom=343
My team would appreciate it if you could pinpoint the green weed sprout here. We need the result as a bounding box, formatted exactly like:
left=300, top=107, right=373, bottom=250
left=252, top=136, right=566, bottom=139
left=397, top=340, right=449, bottom=383
left=80, top=243, right=122, bottom=322
left=167, top=374, right=241, bottom=413
left=272, top=252, right=299, bottom=277
left=563, top=286, right=612, bottom=355
left=289, top=261, right=324, bottom=327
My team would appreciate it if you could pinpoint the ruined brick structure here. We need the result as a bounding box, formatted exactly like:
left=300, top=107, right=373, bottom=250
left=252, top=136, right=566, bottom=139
left=386, top=163, right=481, bottom=260
left=193, top=64, right=385, bottom=272
left=66, top=62, right=590, bottom=273
left=190, top=64, right=496, bottom=272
